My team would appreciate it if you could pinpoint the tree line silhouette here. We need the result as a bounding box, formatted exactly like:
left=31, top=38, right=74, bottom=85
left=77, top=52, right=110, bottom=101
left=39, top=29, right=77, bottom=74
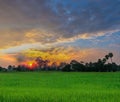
left=0, top=53, right=120, bottom=72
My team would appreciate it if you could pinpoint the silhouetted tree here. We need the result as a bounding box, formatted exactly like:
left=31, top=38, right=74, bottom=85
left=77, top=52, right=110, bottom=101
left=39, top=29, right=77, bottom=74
left=105, top=55, right=109, bottom=63
left=108, top=53, right=113, bottom=63
left=8, top=65, right=13, bottom=71
left=112, top=63, right=118, bottom=72
left=102, top=58, right=107, bottom=64
left=97, top=59, right=104, bottom=72
left=0, top=53, right=119, bottom=72
left=0, top=66, right=3, bottom=71
left=59, top=62, right=67, bottom=70
left=62, top=64, right=71, bottom=72
left=70, top=60, right=85, bottom=71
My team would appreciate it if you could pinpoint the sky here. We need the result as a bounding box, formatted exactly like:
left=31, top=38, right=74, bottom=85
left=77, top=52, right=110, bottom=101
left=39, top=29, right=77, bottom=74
left=0, top=0, right=120, bottom=67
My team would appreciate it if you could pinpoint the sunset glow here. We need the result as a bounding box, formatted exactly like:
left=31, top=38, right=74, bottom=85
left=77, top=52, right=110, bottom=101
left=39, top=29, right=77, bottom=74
left=28, top=62, right=33, bottom=68
left=0, top=1, right=119, bottom=102
left=0, top=0, right=120, bottom=67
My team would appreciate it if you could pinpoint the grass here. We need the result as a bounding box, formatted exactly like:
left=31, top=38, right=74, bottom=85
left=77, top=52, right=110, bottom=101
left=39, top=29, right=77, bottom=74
left=0, top=72, right=120, bottom=102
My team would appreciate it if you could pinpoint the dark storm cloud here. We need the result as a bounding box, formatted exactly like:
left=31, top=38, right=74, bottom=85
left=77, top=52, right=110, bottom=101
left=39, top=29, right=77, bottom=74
left=0, top=0, right=120, bottom=38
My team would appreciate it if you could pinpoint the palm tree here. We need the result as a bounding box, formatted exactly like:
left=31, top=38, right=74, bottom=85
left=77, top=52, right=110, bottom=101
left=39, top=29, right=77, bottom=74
left=105, top=55, right=109, bottom=60
left=108, top=53, right=113, bottom=63
left=102, top=58, right=106, bottom=64
left=98, top=59, right=102, bottom=63
left=105, top=55, right=109, bottom=63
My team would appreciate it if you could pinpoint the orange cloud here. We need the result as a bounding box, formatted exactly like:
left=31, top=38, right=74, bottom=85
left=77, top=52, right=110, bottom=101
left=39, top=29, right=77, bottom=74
left=0, top=46, right=119, bottom=68
left=21, top=47, right=110, bottom=65
left=39, top=47, right=119, bottom=64
left=0, top=54, right=18, bottom=67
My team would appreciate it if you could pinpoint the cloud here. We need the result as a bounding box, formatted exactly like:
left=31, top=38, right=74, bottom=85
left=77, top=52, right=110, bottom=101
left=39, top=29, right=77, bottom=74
left=0, top=0, right=120, bottom=46
left=0, top=43, right=42, bottom=54
left=0, top=53, right=17, bottom=67
left=0, top=0, right=120, bottom=40
left=0, top=45, right=120, bottom=67
left=0, top=0, right=120, bottom=67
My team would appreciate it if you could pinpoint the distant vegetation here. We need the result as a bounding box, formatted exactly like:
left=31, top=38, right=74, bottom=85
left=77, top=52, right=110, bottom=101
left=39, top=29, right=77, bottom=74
left=0, top=53, right=120, bottom=72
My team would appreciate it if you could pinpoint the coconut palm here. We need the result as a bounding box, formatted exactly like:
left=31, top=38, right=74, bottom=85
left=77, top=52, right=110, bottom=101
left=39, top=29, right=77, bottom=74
left=105, top=55, right=109, bottom=63
left=102, top=58, right=107, bottom=64
left=105, top=55, right=109, bottom=60
left=108, top=53, right=113, bottom=63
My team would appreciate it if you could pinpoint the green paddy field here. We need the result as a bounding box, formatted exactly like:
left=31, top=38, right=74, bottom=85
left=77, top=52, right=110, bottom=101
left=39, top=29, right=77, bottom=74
left=0, top=72, right=120, bottom=102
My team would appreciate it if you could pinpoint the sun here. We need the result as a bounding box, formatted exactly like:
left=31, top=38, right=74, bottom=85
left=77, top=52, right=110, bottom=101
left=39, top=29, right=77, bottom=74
left=28, top=62, right=33, bottom=67
left=27, top=61, right=34, bottom=68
